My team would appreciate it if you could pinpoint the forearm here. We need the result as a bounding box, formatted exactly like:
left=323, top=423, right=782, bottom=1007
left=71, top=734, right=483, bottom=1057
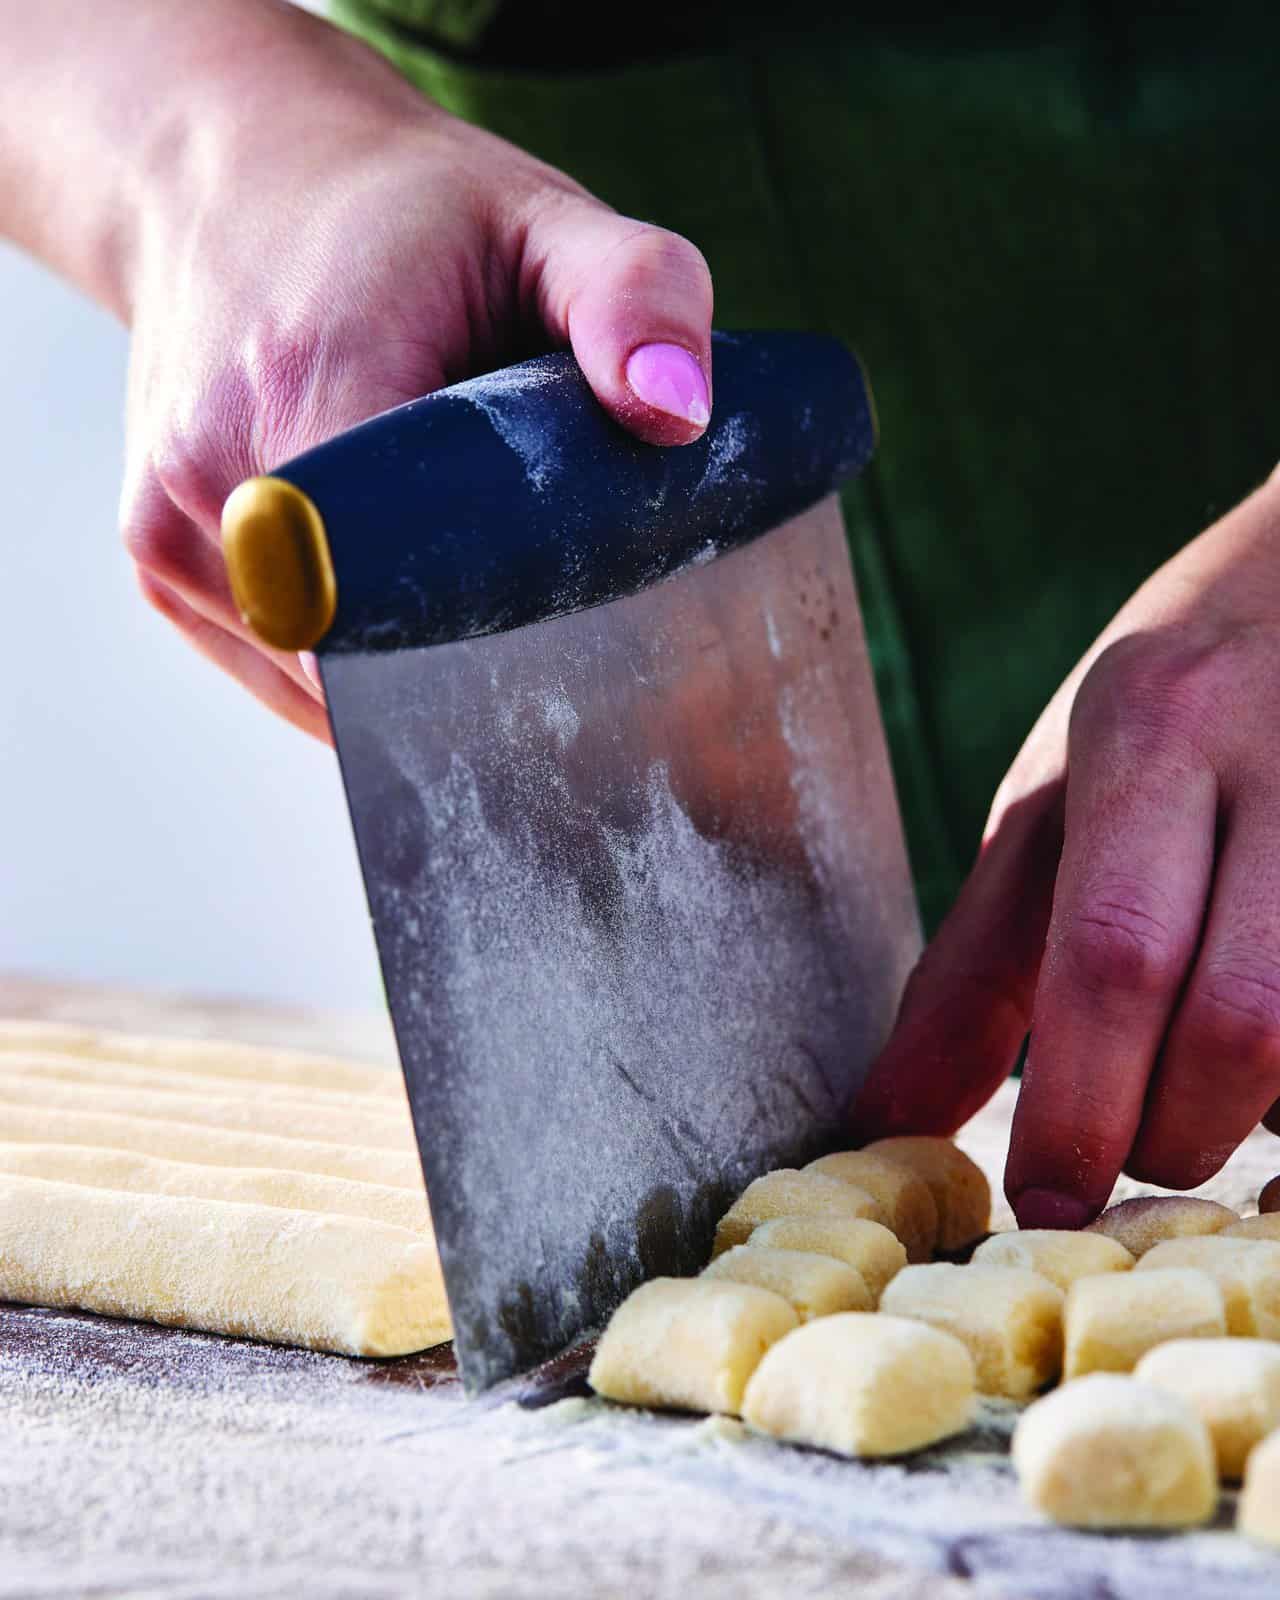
left=0, top=0, right=423, bottom=322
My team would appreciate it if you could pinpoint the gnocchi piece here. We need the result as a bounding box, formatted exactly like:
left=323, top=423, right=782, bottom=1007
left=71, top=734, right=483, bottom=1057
left=702, top=1245, right=871, bottom=1320
left=1135, top=1339, right=1280, bottom=1479
left=712, top=1170, right=884, bottom=1257
left=1086, top=1195, right=1238, bottom=1258
left=588, top=1277, right=798, bottom=1416
left=971, top=1229, right=1134, bottom=1291
left=742, top=1312, right=975, bottom=1457
left=1013, top=1374, right=1216, bottom=1528
left=862, top=1136, right=990, bottom=1250
left=749, top=1216, right=907, bottom=1304
left=1063, top=1268, right=1226, bottom=1379
left=804, top=1151, right=938, bottom=1262
left=1137, top=1238, right=1280, bottom=1338
left=1239, top=1428, right=1280, bottom=1546
left=878, top=1262, right=1063, bottom=1398
left=1225, top=1214, right=1280, bottom=1244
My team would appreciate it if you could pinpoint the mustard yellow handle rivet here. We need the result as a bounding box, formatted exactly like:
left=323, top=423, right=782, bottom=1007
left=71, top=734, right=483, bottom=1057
left=221, top=477, right=336, bottom=651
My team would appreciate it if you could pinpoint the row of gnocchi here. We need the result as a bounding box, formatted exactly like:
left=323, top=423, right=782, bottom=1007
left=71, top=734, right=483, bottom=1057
left=587, top=1139, right=1280, bottom=1542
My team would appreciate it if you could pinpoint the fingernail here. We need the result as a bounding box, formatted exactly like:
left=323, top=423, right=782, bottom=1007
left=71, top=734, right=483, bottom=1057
left=625, top=343, right=710, bottom=428
left=1012, top=1187, right=1093, bottom=1230
left=298, top=651, right=323, bottom=692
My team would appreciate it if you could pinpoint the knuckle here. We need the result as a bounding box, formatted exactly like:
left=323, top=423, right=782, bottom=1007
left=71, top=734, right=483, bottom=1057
left=1057, top=889, right=1184, bottom=999
left=1183, top=958, right=1280, bottom=1079
left=1073, top=633, right=1220, bottom=757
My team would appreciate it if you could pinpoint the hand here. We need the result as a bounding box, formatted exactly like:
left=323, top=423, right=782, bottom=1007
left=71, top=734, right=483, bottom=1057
left=853, top=468, right=1280, bottom=1226
left=110, top=5, right=712, bottom=738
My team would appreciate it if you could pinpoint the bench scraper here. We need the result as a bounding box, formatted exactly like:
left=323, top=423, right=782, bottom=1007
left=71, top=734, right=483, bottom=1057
left=222, top=331, right=920, bottom=1390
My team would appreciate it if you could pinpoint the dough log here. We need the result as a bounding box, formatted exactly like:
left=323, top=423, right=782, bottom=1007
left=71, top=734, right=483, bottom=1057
left=0, top=1173, right=447, bottom=1356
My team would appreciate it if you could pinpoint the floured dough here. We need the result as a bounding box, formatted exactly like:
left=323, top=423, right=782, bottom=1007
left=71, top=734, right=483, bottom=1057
left=1137, top=1237, right=1280, bottom=1338
left=1135, top=1339, right=1280, bottom=1479
left=862, top=1137, right=990, bottom=1250
left=0, top=1027, right=442, bottom=1356
left=0, top=1073, right=413, bottom=1153
left=748, top=1216, right=907, bottom=1304
left=713, top=1170, right=885, bottom=1255
left=1063, top=1267, right=1226, bottom=1378
left=742, top=1312, right=975, bottom=1457
left=1239, top=1428, right=1280, bottom=1545
left=804, top=1151, right=938, bottom=1262
left=0, top=1102, right=422, bottom=1187
left=1223, top=1214, right=1280, bottom=1243
left=0, top=1142, right=432, bottom=1234
left=0, top=1019, right=403, bottom=1099
left=0, top=1173, right=446, bottom=1356
left=588, top=1277, right=798, bottom=1415
left=1013, top=1374, right=1216, bottom=1528
left=878, top=1262, right=1063, bottom=1398
left=1086, top=1195, right=1237, bottom=1257
left=972, top=1229, right=1134, bottom=1291
left=703, top=1245, right=871, bottom=1319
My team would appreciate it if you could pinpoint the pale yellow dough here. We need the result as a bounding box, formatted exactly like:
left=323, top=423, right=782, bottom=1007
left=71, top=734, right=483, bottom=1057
left=1137, top=1237, right=1280, bottom=1337
left=1086, top=1195, right=1238, bottom=1257
left=748, top=1216, right=907, bottom=1304
left=0, top=1103, right=423, bottom=1187
left=1063, top=1268, right=1226, bottom=1379
left=0, top=1173, right=447, bottom=1356
left=742, top=1313, right=975, bottom=1457
left=712, top=1170, right=885, bottom=1256
left=588, top=1277, right=798, bottom=1415
left=1013, top=1374, right=1216, bottom=1528
left=0, top=1073, right=412, bottom=1153
left=1239, top=1429, right=1280, bottom=1545
left=0, top=1020, right=403, bottom=1098
left=862, top=1137, right=991, bottom=1250
left=1135, top=1339, right=1280, bottom=1479
left=0, top=1142, right=433, bottom=1234
left=878, top=1262, right=1063, bottom=1398
left=1223, top=1215, right=1280, bottom=1244
left=971, top=1229, right=1134, bottom=1291
left=703, top=1245, right=871, bottom=1319
left=804, top=1151, right=938, bottom=1262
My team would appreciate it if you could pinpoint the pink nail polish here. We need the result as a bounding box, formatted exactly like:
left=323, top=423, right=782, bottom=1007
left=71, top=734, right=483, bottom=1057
left=625, top=343, right=710, bottom=428
left=1012, top=1187, right=1093, bottom=1230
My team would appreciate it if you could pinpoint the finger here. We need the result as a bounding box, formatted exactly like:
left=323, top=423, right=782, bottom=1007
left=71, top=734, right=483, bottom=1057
left=1128, top=785, right=1280, bottom=1187
left=527, top=200, right=714, bottom=446
left=122, top=475, right=321, bottom=702
left=1004, top=683, right=1217, bottom=1227
left=850, top=780, right=1063, bottom=1140
left=138, top=575, right=332, bottom=744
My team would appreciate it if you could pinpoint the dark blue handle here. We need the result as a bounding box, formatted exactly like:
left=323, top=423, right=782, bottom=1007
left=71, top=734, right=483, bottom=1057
left=276, top=331, right=875, bottom=655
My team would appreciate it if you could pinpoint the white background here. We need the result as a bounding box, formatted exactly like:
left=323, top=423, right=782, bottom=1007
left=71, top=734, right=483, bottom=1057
left=0, top=242, right=383, bottom=1012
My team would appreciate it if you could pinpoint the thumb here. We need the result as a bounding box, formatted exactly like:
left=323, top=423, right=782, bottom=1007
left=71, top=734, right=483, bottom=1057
left=526, top=198, right=714, bottom=447
left=850, top=783, right=1064, bottom=1140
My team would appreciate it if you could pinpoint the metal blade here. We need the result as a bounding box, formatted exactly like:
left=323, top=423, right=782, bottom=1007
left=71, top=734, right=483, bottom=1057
left=322, top=494, right=920, bottom=1390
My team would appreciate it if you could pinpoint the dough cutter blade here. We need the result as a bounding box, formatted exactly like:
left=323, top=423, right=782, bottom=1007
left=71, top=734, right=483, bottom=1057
left=222, top=332, right=921, bottom=1390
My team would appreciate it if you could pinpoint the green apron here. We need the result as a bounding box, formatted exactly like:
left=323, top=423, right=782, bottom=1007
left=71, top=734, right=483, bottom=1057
left=330, top=2, right=1279, bottom=933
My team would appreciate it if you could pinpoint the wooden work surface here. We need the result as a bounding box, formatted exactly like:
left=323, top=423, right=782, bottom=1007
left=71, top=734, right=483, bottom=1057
left=3, top=974, right=1280, bottom=1600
